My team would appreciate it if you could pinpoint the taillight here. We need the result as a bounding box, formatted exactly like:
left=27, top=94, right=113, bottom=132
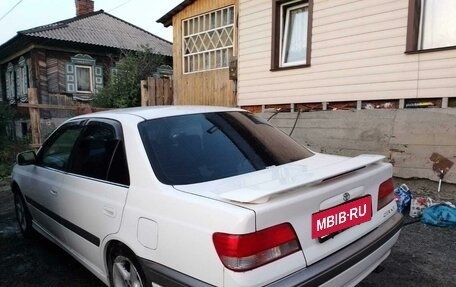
left=212, top=223, right=301, bottom=272
left=378, top=178, right=394, bottom=210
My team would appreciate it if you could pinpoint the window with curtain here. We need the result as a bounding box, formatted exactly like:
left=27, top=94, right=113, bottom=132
left=271, top=0, right=312, bottom=70
left=65, top=54, right=103, bottom=98
left=282, top=4, right=308, bottom=65
left=419, top=0, right=456, bottom=50
left=406, top=0, right=456, bottom=52
left=76, top=66, right=92, bottom=92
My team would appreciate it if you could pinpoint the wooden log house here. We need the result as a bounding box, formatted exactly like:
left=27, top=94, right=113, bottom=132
left=0, top=0, right=172, bottom=140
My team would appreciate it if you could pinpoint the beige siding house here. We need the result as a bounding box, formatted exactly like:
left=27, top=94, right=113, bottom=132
left=159, top=0, right=456, bottom=183
left=237, top=0, right=456, bottom=111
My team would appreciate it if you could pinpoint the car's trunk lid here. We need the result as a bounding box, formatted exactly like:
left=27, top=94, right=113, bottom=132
left=174, top=153, right=384, bottom=203
left=174, top=153, right=394, bottom=266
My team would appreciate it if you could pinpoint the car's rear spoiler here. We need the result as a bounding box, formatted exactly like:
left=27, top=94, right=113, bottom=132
left=219, top=154, right=385, bottom=204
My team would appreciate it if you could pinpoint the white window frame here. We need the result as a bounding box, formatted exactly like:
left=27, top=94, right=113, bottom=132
left=75, top=65, right=93, bottom=93
left=21, top=65, right=27, bottom=95
left=18, top=57, right=28, bottom=98
left=418, top=0, right=456, bottom=50
left=6, top=63, right=15, bottom=102
left=182, top=6, right=235, bottom=74
left=280, top=1, right=308, bottom=67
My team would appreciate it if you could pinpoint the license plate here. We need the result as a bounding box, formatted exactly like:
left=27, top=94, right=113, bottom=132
left=312, top=196, right=372, bottom=239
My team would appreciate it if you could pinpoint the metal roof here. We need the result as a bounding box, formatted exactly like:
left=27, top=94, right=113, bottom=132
left=19, top=10, right=172, bottom=56
left=157, top=0, right=196, bottom=27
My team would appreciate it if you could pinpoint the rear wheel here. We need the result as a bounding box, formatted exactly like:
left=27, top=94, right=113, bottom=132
left=110, top=246, right=146, bottom=287
left=13, top=191, right=35, bottom=238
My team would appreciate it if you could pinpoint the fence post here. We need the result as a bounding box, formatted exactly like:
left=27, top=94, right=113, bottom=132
left=28, top=88, right=41, bottom=147
left=148, top=77, right=156, bottom=106
left=163, top=78, right=172, bottom=105
left=141, top=80, right=148, bottom=106
left=156, top=79, right=164, bottom=105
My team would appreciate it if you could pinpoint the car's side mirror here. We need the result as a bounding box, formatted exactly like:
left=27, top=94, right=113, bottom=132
left=17, top=151, right=37, bottom=166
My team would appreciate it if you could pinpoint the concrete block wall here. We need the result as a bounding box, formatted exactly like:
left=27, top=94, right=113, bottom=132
left=264, top=109, right=456, bottom=183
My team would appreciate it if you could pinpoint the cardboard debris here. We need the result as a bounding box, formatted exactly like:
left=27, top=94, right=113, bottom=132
left=430, top=153, right=454, bottom=178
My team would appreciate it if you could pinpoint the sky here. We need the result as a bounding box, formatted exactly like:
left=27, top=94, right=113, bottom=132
left=0, top=0, right=182, bottom=45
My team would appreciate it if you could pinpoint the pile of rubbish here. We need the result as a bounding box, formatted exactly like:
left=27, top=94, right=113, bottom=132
left=394, top=184, right=456, bottom=227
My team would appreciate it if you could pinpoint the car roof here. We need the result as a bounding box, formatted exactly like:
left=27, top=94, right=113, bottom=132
left=75, top=105, right=245, bottom=121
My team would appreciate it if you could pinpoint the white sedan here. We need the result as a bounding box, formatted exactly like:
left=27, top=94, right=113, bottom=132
left=11, top=106, right=402, bottom=287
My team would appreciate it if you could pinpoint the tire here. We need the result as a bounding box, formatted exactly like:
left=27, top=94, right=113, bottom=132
left=109, top=246, right=146, bottom=287
left=13, top=191, right=35, bottom=238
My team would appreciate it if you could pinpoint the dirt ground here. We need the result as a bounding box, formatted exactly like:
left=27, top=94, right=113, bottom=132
left=358, top=178, right=456, bottom=287
left=0, top=177, right=455, bottom=287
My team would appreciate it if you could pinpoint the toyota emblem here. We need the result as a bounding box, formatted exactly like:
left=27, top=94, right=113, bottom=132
left=343, top=193, right=351, bottom=202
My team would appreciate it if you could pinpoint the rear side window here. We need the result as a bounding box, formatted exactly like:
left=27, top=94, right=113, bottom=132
left=139, top=112, right=313, bottom=185
left=69, top=122, right=129, bottom=185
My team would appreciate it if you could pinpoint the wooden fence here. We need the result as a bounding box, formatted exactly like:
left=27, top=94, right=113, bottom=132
left=141, top=77, right=173, bottom=106
left=17, top=88, right=103, bottom=147
left=19, top=79, right=172, bottom=147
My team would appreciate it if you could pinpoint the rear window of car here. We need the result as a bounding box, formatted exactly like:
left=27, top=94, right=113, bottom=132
left=138, top=111, right=314, bottom=185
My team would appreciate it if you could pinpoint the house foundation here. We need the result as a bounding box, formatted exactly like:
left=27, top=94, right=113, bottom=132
left=263, top=108, right=456, bottom=184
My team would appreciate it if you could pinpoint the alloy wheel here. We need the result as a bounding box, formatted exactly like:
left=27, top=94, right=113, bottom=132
left=112, top=255, right=143, bottom=287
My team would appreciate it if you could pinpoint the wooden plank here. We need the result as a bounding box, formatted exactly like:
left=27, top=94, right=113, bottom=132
left=148, top=77, right=156, bottom=106
left=163, top=78, right=172, bottom=105
left=28, top=88, right=41, bottom=146
left=36, top=50, right=48, bottom=104
left=58, top=59, right=66, bottom=93
left=156, top=79, right=165, bottom=105
left=141, top=80, right=148, bottom=106
left=46, top=57, right=59, bottom=93
left=17, top=103, right=78, bottom=110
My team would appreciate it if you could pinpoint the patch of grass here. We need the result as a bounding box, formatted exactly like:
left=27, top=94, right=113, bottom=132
left=0, top=140, right=30, bottom=179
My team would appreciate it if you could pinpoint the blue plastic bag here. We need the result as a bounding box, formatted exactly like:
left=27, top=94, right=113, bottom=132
left=394, top=184, right=412, bottom=215
left=421, top=204, right=456, bottom=227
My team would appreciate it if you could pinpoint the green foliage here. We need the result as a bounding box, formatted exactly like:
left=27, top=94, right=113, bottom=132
left=0, top=143, right=27, bottom=179
left=93, top=47, right=171, bottom=108
left=0, top=102, right=28, bottom=179
left=0, top=102, right=14, bottom=150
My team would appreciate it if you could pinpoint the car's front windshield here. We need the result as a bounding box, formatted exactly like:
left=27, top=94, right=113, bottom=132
left=139, top=111, right=314, bottom=185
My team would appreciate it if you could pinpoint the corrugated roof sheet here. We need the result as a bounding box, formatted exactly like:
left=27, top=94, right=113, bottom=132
left=20, top=10, right=172, bottom=56
left=157, top=0, right=196, bottom=27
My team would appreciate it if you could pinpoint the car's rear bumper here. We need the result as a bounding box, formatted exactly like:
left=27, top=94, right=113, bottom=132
left=138, top=257, right=215, bottom=287
left=137, top=212, right=402, bottom=287
left=266, top=212, right=404, bottom=287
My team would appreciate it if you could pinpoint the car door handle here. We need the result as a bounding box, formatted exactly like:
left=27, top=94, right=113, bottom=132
left=103, top=206, right=116, bottom=218
left=50, top=189, right=58, bottom=196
